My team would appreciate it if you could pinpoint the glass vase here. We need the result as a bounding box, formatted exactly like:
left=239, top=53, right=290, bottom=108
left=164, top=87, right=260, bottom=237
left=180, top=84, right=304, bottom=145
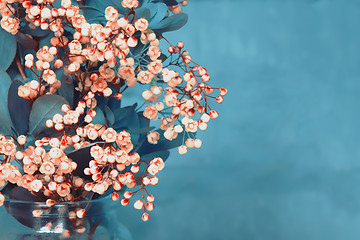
left=0, top=198, right=132, bottom=240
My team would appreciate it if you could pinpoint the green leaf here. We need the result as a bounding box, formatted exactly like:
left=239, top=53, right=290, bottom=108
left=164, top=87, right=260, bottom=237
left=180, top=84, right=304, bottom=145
left=0, top=70, right=13, bottom=135
left=29, top=95, right=69, bottom=137
left=8, top=80, right=31, bottom=135
left=0, top=27, right=16, bottom=71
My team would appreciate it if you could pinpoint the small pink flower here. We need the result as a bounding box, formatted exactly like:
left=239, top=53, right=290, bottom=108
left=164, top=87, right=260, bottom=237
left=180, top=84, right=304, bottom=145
left=99, top=64, right=115, bottom=80
left=143, top=105, right=158, bottom=121
left=68, top=40, right=82, bottom=54
left=87, top=127, right=99, bottom=140
left=160, top=117, right=175, bottom=131
left=137, top=70, right=154, bottom=84
left=121, top=0, right=139, bottom=9
left=24, top=164, right=38, bottom=175
left=71, top=14, right=86, bottom=29
left=40, top=161, right=55, bottom=175
left=135, top=18, right=149, bottom=31
left=61, top=0, right=72, bottom=9
left=151, top=157, right=165, bottom=171
left=90, top=145, right=104, bottom=160
left=134, top=199, right=144, bottom=210
left=30, top=180, right=43, bottom=192
left=101, top=128, right=118, bottom=143
left=116, top=131, right=131, bottom=145
left=178, top=145, right=187, bottom=155
left=49, top=147, right=64, bottom=159
left=184, top=119, right=198, bottom=133
left=1, top=5, right=14, bottom=17
left=1, top=140, right=17, bottom=156
left=147, top=46, right=161, bottom=61
left=147, top=131, right=160, bottom=144
left=91, top=78, right=108, bottom=93
left=164, top=128, right=178, bottom=141
left=147, top=60, right=163, bottom=74
left=57, top=183, right=70, bottom=197
left=105, top=6, right=119, bottom=22
left=118, top=66, right=136, bottom=82
left=164, top=93, right=178, bottom=107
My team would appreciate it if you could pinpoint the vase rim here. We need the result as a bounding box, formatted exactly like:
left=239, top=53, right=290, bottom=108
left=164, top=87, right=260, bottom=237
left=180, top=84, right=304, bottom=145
left=4, top=197, right=107, bottom=205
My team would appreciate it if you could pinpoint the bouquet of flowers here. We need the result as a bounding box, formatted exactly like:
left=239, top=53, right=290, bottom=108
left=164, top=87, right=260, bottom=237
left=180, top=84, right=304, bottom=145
left=0, top=0, right=226, bottom=237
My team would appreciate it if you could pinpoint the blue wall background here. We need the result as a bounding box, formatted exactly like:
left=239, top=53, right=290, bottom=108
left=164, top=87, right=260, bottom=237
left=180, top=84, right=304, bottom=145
left=115, top=1, right=360, bottom=239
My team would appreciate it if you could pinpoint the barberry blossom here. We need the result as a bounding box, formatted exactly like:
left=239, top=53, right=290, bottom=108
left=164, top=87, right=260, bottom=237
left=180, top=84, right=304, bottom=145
left=0, top=0, right=226, bottom=225
left=121, top=0, right=139, bottom=9
left=143, top=105, right=158, bottom=121
left=135, top=18, right=149, bottom=32
left=147, top=131, right=160, bottom=144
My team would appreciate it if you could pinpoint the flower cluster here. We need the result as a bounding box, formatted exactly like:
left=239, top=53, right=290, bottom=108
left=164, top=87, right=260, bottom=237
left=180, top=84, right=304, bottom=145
left=0, top=0, right=226, bottom=233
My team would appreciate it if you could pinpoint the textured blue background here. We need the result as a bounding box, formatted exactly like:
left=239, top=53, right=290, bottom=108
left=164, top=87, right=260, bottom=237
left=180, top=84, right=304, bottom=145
left=115, top=1, right=360, bottom=239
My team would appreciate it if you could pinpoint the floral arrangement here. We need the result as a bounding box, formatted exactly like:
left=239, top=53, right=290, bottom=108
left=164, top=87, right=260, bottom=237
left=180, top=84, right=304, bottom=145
left=0, top=0, right=226, bottom=233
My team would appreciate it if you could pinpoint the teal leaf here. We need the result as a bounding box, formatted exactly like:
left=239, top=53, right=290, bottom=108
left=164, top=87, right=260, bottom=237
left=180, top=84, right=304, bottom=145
left=138, top=111, right=150, bottom=128
left=24, top=67, right=39, bottom=82
left=152, top=13, right=188, bottom=33
left=8, top=80, right=31, bottom=135
left=136, top=111, right=151, bottom=142
left=38, top=32, right=53, bottom=50
left=55, top=68, right=74, bottom=108
left=80, top=6, right=107, bottom=24
left=140, top=150, right=170, bottom=161
left=16, top=32, right=38, bottom=49
left=29, top=95, right=69, bottom=137
left=135, top=7, right=151, bottom=20
left=67, top=142, right=102, bottom=180
left=104, top=105, right=115, bottom=127
left=128, top=126, right=155, bottom=135
left=90, top=107, right=106, bottom=125
left=132, top=161, right=148, bottom=178
left=20, top=25, right=50, bottom=37
left=6, top=68, right=23, bottom=84
left=107, top=97, right=121, bottom=111
left=0, top=70, right=13, bottom=135
left=148, top=3, right=168, bottom=24
left=149, top=0, right=177, bottom=6
left=67, top=142, right=113, bottom=199
left=0, top=27, right=16, bottom=71
left=82, top=0, right=128, bottom=13
left=162, top=0, right=178, bottom=6
left=113, top=103, right=139, bottom=131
